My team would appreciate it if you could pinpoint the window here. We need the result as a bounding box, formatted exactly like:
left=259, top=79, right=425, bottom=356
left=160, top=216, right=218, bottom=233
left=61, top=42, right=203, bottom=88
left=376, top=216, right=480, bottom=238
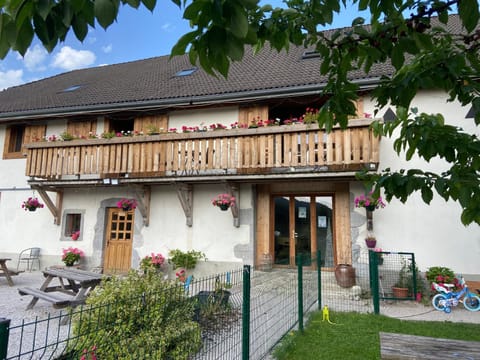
left=61, top=210, right=85, bottom=241
left=3, top=124, right=46, bottom=159
left=3, top=125, right=25, bottom=159
left=175, top=68, right=197, bottom=77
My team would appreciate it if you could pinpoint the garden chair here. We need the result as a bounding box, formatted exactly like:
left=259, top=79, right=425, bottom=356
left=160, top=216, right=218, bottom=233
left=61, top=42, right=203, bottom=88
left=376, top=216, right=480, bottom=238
left=17, top=247, right=41, bottom=271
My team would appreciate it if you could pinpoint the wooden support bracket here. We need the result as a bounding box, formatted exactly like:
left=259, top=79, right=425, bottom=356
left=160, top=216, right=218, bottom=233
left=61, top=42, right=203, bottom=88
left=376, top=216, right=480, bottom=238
left=33, top=187, right=63, bottom=225
left=132, top=185, right=151, bottom=226
left=225, top=183, right=240, bottom=227
left=176, top=183, right=193, bottom=227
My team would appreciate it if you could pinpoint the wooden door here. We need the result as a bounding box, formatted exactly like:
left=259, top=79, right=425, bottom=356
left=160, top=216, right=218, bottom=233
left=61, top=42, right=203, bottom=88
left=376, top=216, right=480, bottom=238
left=104, top=208, right=134, bottom=273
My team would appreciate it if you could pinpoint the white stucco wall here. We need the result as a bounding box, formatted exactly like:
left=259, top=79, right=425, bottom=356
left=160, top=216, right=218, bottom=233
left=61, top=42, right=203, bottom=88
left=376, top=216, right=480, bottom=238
left=169, top=107, right=238, bottom=131
left=356, top=90, right=480, bottom=275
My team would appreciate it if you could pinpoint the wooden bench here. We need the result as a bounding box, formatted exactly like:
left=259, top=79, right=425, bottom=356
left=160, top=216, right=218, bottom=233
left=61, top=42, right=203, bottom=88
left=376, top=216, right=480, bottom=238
left=18, top=287, right=74, bottom=308
left=380, top=332, right=480, bottom=359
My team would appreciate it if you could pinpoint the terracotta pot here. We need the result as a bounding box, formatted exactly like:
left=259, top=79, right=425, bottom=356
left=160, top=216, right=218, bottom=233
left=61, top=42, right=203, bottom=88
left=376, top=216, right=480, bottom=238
left=334, top=264, right=356, bottom=288
left=392, top=287, right=409, bottom=298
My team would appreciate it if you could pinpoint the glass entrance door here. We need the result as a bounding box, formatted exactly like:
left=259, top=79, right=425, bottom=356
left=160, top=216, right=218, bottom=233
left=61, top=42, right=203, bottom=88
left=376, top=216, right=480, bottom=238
left=273, top=195, right=333, bottom=268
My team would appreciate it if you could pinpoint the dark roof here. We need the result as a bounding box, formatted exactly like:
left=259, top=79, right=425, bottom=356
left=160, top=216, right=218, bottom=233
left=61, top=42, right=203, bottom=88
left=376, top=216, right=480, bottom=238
left=0, top=14, right=464, bottom=121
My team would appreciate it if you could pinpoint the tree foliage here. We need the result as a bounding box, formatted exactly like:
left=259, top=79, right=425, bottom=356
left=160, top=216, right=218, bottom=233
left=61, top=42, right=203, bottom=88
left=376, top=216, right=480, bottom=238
left=1, top=0, right=479, bottom=225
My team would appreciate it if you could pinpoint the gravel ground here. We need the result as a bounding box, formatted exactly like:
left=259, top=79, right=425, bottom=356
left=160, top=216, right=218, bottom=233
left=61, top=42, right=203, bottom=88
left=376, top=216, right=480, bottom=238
left=2, top=270, right=480, bottom=359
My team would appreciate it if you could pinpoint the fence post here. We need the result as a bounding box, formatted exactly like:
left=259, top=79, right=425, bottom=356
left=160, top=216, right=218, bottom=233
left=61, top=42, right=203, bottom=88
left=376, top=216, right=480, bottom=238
left=368, top=250, right=380, bottom=314
left=0, top=318, right=10, bottom=360
left=242, top=265, right=251, bottom=360
left=297, top=254, right=304, bottom=333
left=411, top=253, right=417, bottom=300
left=316, top=250, right=322, bottom=310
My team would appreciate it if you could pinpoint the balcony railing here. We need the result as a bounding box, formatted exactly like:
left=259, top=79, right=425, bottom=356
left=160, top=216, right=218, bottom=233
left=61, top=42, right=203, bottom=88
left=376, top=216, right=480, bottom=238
left=25, top=121, right=380, bottom=182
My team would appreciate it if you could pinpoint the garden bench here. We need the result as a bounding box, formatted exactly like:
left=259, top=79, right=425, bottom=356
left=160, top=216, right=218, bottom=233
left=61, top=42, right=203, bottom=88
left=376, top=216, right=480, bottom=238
left=380, top=332, right=480, bottom=359
left=18, top=287, right=74, bottom=308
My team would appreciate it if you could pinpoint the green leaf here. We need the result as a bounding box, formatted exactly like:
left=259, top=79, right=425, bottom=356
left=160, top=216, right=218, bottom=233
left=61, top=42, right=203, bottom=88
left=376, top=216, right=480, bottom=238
left=421, top=186, right=433, bottom=204
left=36, top=0, right=52, bottom=20
left=391, top=45, right=404, bottom=70
left=13, top=17, right=34, bottom=55
left=458, top=0, right=479, bottom=32
left=171, top=31, right=198, bottom=56
left=227, top=3, right=248, bottom=38
left=141, top=0, right=156, bottom=12
left=94, top=0, right=118, bottom=29
left=71, top=14, right=89, bottom=41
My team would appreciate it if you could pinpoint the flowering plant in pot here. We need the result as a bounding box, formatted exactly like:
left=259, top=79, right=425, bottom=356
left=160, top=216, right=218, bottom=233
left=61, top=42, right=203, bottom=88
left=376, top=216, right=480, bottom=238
left=354, top=191, right=386, bottom=211
left=62, top=247, right=84, bottom=266
left=140, top=252, right=166, bottom=272
left=117, top=198, right=137, bottom=211
left=22, top=197, right=44, bottom=211
left=211, top=193, right=236, bottom=210
left=71, top=230, right=80, bottom=241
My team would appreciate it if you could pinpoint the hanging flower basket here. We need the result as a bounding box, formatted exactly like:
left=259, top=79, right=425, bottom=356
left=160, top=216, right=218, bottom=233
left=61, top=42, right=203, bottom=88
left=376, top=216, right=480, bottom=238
left=211, top=193, right=235, bottom=211
left=116, top=198, right=137, bottom=211
left=354, top=190, right=386, bottom=211
left=21, top=197, right=44, bottom=212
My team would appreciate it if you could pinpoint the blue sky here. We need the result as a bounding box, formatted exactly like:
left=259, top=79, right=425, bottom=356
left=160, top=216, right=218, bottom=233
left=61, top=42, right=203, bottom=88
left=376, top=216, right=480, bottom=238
left=0, top=1, right=362, bottom=90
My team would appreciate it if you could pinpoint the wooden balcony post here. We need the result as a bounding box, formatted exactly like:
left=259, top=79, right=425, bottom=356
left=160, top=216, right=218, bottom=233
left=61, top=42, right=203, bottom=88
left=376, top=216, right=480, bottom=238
left=176, top=183, right=193, bottom=227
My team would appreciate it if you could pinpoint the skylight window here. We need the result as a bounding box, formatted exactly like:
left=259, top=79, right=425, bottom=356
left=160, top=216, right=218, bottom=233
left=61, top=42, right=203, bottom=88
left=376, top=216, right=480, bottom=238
left=61, top=85, right=82, bottom=93
left=175, top=68, right=197, bottom=77
left=301, top=51, right=320, bottom=59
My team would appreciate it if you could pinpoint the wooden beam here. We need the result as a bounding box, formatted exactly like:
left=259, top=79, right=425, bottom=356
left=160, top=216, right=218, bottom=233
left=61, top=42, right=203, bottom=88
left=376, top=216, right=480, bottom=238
left=225, top=182, right=240, bottom=227
left=33, top=186, right=63, bottom=225
left=132, top=185, right=151, bottom=226
left=176, top=183, right=193, bottom=227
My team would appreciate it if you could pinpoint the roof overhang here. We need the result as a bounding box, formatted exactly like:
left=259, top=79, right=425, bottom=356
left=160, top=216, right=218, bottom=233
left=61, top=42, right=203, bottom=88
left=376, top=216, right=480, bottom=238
left=0, top=77, right=381, bottom=122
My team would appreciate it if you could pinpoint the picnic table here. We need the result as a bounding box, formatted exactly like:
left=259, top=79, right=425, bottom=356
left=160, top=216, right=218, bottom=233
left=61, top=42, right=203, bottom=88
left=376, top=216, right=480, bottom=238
left=0, top=258, right=22, bottom=286
left=18, top=267, right=105, bottom=309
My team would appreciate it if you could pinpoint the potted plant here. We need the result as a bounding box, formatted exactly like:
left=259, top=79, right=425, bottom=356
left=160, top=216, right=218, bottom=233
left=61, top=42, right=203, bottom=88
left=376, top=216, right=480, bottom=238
left=392, top=260, right=413, bottom=298
left=354, top=190, right=386, bottom=211
left=116, top=198, right=137, bottom=211
left=62, top=247, right=84, bottom=266
left=168, top=249, right=206, bottom=270
left=140, top=252, right=165, bottom=273
left=211, top=193, right=236, bottom=211
left=21, top=197, right=44, bottom=211
left=365, top=235, right=377, bottom=248
left=71, top=230, right=80, bottom=241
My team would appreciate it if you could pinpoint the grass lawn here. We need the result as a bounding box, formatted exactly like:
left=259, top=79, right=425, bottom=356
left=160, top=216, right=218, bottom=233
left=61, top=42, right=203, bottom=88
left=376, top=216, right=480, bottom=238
left=273, top=311, right=480, bottom=359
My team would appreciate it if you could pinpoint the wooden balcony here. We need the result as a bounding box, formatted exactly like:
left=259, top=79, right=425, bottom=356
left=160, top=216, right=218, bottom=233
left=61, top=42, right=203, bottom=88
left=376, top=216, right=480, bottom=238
left=25, top=120, right=380, bottom=185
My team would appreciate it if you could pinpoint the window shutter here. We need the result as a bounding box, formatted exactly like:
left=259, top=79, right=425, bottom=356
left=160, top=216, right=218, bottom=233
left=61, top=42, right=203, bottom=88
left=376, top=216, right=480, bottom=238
left=134, top=114, right=168, bottom=134
left=238, top=105, right=269, bottom=127
left=24, top=124, right=46, bottom=144
left=67, top=120, right=97, bottom=138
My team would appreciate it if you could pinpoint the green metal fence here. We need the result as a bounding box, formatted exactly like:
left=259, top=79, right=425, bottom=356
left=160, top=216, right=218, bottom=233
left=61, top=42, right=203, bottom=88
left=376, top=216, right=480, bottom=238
left=2, top=250, right=415, bottom=359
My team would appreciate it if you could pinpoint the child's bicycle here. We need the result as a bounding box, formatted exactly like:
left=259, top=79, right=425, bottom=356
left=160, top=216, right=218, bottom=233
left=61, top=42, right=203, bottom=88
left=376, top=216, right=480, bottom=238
left=432, top=277, right=480, bottom=313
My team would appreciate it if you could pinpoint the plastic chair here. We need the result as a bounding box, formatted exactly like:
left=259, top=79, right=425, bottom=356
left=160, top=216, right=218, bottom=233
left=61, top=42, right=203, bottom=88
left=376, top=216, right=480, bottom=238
left=17, top=247, right=41, bottom=271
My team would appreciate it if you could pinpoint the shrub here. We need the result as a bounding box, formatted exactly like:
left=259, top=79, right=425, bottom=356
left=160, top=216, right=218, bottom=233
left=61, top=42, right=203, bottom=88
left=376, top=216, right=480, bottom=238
left=69, top=271, right=201, bottom=359
left=425, top=266, right=460, bottom=291
left=169, top=249, right=206, bottom=269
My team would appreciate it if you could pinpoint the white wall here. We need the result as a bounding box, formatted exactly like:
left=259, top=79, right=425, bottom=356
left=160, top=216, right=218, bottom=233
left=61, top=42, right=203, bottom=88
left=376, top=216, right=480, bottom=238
left=169, top=107, right=238, bottom=131
left=356, top=90, right=480, bottom=275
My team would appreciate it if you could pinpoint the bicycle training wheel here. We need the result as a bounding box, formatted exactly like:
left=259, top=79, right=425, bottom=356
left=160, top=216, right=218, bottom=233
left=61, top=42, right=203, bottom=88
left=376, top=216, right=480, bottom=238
left=463, top=293, right=480, bottom=311
left=432, top=294, right=448, bottom=312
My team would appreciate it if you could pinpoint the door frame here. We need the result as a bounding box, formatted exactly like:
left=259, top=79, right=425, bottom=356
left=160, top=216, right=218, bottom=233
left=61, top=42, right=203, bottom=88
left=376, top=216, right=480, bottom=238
left=255, top=182, right=352, bottom=270
left=103, top=207, right=135, bottom=274
left=270, top=194, right=335, bottom=269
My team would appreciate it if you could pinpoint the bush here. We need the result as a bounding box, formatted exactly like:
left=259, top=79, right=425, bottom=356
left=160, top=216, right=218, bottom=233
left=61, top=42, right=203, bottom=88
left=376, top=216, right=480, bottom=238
left=68, top=270, right=202, bottom=359
left=425, top=266, right=460, bottom=291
